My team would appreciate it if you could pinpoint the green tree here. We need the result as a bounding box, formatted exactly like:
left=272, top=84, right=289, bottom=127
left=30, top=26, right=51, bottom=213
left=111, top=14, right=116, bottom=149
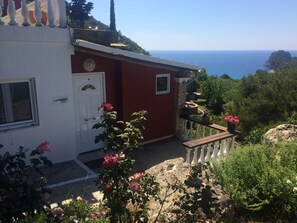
left=201, top=77, right=225, bottom=115
left=265, top=50, right=292, bottom=70
left=66, top=0, right=94, bottom=28
left=110, top=0, right=116, bottom=31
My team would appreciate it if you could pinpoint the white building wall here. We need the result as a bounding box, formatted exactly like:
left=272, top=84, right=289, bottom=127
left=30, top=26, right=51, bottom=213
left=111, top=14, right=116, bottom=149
left=0, top=26, right=76, bottom=163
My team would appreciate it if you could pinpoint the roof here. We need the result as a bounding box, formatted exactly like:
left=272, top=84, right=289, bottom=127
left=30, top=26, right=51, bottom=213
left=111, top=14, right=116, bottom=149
left=72, top=39, right=200, bottom=72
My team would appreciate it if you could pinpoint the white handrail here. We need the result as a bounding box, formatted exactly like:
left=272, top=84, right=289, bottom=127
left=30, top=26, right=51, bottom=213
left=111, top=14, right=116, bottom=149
left=185, top=136, right=236, bottom=165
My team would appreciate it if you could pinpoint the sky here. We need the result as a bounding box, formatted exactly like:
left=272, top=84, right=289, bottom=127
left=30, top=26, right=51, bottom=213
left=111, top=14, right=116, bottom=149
left=91, top=0, right=297, bottom=51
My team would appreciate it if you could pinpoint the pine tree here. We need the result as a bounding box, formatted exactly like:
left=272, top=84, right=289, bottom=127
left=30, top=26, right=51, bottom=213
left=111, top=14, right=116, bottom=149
left=110, top=0, right=116, bottom=31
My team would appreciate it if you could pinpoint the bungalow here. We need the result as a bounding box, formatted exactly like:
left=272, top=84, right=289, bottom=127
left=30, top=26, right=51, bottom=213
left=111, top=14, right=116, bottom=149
left=0, top=0, right=199, bottom=163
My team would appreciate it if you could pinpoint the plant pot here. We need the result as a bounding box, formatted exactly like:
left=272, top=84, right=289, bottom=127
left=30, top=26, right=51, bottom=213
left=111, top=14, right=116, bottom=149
left=227, top=122, right=236, bottom=133
left=181, top=106, right=197, bottom=119
left=202, top=115, right=210, bottom=125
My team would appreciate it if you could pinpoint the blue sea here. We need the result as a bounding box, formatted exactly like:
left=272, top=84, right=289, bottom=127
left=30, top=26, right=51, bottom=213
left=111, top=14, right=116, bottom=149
left=150, top=50, right=297, bottom=79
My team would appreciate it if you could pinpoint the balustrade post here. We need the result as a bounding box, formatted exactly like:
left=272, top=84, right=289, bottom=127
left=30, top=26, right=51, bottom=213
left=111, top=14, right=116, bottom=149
left=202, top=126, right=206, bottom=137
left=209, top=128, right=213, bottom=136
left=205, top=143, right=212, bottom=163
left=185, top=120, right=190, bottom=140
left=191, top=147, right=199, bottom=165
left=0, top=0, right=4, bottom=25
left=21, top=0, right=29, bottom=26
left=219, top=139, right=227, bottom=160
left=194, top=123, right=199, bottom=139
left=185, top=147, right=192, bottom=164
left=58, top=0, right=67, bottom=27
left=47, top=0, right=55, bottom=27
left=230, top=136, right=236, bottom=153
left=34, top=0, right=42, bottom=26
left=182, top=119, right=188, bottom=141
left=223, top=138, right=230, bottom=157
left=8, top=0, right=17, bottom=26
left=211, top=141, right=220, bottom=160
left=198, top=145, right=206, bottom=164
left=189, top=121, right=193, bottom=140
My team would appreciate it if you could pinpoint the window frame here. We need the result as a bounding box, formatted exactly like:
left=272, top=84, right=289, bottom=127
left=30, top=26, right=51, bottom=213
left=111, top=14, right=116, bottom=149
left=156, top=73, right=171, bottom=95
left=0, top=78, right=39, bottom=131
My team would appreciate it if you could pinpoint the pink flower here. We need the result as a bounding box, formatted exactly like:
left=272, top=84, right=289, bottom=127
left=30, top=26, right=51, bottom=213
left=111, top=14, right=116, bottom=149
left=133, top=172, right=143, bottom=181
left=102, top=154, right=118, bottom=168
left=118, top=180, right=123, bottom=186
left=105, top=184, right=112, bottom=191
left=98, top=102, right=114, bottom=111
left=36, top=141, right=51, bottom=154
left=100, top=211, right=107, bottom=216
left=90, top=212, right=96, bottom=220
left=129, top=180, right=141, bottom=192
left=224, top=115, right=239, bottom=125
left=101, top=175, right=108, bottom=181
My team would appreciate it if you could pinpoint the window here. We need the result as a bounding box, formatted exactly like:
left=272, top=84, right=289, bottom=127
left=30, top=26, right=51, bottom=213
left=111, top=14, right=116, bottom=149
left=0, top=79, right=39, bottom=131
left=156, top=73, right=170, bottom=95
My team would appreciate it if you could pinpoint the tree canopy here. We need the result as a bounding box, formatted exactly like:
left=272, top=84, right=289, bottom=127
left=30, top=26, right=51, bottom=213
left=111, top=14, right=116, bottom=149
left=66, top=0, right=93, bottom=28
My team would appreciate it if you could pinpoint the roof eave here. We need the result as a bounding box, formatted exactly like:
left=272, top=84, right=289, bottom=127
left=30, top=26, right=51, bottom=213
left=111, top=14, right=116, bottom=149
left=72, top=39, right=200, bottom=72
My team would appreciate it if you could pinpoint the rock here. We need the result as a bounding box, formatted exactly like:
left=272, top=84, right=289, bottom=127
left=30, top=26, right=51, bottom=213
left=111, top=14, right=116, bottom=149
left=145, top=158, right=234, bottom=223
left=264, top=124, right=297, bottom=144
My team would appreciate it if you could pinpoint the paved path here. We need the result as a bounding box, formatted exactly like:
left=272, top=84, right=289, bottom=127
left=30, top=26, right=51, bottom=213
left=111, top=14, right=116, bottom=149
left=46, top=140, right=186, bottom=206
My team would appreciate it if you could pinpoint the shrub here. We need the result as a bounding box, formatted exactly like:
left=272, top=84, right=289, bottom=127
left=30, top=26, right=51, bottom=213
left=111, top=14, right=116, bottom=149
left=213, top=141, right=297, bottom=221
left=93, top=103, right=159, bottom=222
left=244, top=126, right=269, bottom=144
left=23, top=199, right=109, bottom=223
left=0, top=142, right=53, bottom=222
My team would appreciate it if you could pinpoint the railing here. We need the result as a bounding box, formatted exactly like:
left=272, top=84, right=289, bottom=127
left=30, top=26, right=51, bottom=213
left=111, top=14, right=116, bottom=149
left=0, top=0, right=66, bottom=27
left=182, top=118, right=237, bottom=165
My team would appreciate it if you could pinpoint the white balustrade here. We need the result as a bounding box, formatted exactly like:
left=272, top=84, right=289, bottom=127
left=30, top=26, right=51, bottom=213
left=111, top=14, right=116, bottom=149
left=47, top=0, right=55, bottom=27
left=181, top=119, right=223, bottom=141
left=184, top=134, right=236, bottom=165
left=21, top=0, right=29, bottom=26
left=1, top=0, right=66, bottom=27
left=34, top=0, right=41, bottom=26
left=8, top=0, right=17, bottom=25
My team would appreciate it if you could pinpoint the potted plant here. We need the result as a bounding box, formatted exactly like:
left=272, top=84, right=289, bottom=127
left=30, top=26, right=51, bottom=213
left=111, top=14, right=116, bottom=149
left=202, top=109, right=210, bottom=125
left=180, top=102, right=198, bottom=119
left=224, top=115, right=239, bottom=133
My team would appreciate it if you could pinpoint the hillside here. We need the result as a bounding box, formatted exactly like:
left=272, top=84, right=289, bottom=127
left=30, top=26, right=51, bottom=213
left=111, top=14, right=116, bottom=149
left=85, top=16, right=150, bottom=55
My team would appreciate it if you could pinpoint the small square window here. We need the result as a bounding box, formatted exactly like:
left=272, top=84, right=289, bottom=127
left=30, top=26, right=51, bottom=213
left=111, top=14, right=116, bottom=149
left=0, top=79, right=39, bottom=131
left=156, top=74, right=170, bottom=95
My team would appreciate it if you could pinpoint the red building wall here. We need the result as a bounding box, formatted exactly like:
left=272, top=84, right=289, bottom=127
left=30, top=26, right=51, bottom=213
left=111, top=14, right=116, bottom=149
left=71, top=51, right=122, bottom=114
left=71, top=51, right=176, bottom=142
left=121, top=62, right=176, bottom=141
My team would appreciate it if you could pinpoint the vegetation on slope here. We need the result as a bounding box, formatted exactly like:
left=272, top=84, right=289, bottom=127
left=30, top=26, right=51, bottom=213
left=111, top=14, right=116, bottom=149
left=189, top=50, right=297, bottom=140
left=66, top=0, right=150, bottom=55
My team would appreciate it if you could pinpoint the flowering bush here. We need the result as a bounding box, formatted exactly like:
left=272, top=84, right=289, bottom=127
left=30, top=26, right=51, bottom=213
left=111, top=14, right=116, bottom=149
left=97, top=152, right=159, bottom=222
left=94, top=103, right=159, bottom=222
left=93, top=102, right=147, bottom=155
left=224, top=115, right=239, bottom=125
left=0, top=142, right=53, bottom=221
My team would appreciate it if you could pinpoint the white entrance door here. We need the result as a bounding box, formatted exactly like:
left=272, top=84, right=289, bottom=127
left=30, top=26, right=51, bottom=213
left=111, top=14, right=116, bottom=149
left=73, top=73, right=106, bottom=154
